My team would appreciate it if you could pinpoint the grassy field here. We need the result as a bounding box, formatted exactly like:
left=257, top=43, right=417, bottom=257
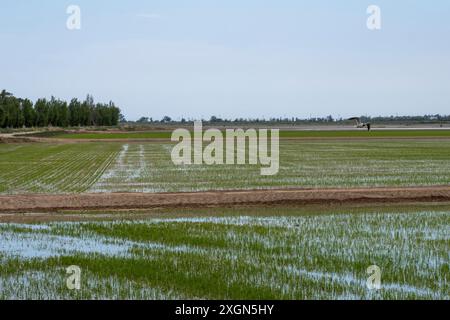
left=1, top=140, right=450, bottom=194
left=26, top=129, right=450, bottom=140
left=0, top=143, right=119, bottom=194
left=0, top=204, right=448, bottom=299
left=1, top=137, right=449, bottom=300
left=27, top=131, right=172, bottom=139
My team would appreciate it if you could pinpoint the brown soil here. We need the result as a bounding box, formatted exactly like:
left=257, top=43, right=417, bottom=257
left=1, top=186, right=450, bottom=213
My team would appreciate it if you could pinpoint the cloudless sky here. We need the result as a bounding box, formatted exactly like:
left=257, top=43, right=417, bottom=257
left=1, top=0, right=449, bottom=120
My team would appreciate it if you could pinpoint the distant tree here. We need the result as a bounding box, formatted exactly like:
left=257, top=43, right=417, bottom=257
left=109, top=101, right=121, bottom=125
left=0, top=90, right=122, bottom=128
left=0, top=90, right=12, bottom=100
left=47, top=96, right=68, bottom=127
left=0, top=106, right=5, bottom=127
left=22, top=99, right=35, bottom=127
left=68, top=98, right=81, bottom=126
left=58, top=101, right=69, bottom=127
left=137, top=117, right=150, bottom=123
left=85, top=94, right=96, bottom=126
left=34, top=98, right=49, bottom=127
left=47, top=96, right=57, bottom=126
left=209, top=115, right=223, bottom=123
left=4, top=99, right=18, bottom=128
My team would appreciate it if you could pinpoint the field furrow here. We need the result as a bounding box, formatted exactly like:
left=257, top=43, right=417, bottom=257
left=0, top=143, right=121, bottom=194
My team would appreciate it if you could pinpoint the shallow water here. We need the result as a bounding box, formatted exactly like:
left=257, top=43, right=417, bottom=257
left=0, top=210, right=448, bottom=299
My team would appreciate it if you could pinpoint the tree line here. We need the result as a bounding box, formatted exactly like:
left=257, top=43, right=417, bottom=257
left=0, top=90, right=122, bottom=128
left=135, top=114, right=450, bottom=125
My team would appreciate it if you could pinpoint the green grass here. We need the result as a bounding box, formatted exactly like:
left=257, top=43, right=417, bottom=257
left=280, top=130, right=450, bottom=138
left=0, top=143, right=121, bottom=193
left=1, top=204, right=448, bottom=299
left=33, top=131, right=173, bottom=139
left=28, top=129, right=450, bottom=139
left=1, top=139, right=450, bottom=194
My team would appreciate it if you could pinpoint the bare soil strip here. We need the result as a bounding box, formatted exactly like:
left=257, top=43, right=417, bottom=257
left=1, top=186, right=450, bottom=213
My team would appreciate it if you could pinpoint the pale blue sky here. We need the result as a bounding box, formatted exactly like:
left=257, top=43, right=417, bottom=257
left=1, top=1, right=449, bottom=120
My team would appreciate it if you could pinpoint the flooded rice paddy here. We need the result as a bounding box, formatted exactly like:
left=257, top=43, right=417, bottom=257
left=1, top=208, right=448, bottom=299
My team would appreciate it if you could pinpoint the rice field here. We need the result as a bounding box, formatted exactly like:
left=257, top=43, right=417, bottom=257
left=31, top=129, right=450, bottom=139
left=1, top=140, right=450, bottom=194
left=0, top=205, right=448, bottom=299
left=0, top=143, right=119, bottom=194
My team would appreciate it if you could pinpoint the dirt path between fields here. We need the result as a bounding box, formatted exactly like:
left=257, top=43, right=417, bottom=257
left=1, top=186, right=450, bottom=213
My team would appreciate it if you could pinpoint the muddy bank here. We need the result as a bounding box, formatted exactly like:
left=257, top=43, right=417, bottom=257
left=1, top=186, right=450, bottom=213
